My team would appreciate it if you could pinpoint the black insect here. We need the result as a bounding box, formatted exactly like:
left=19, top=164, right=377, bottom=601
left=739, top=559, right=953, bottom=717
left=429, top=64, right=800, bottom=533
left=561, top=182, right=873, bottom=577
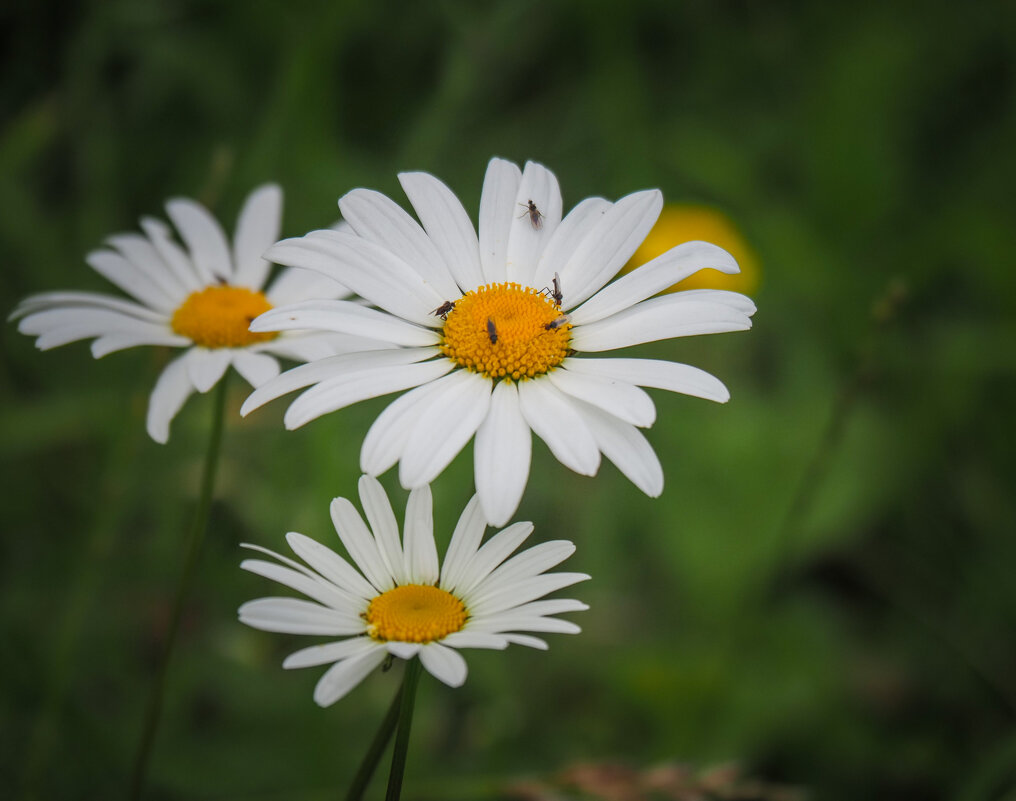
left=431, top=300, right=456, bottom=320
left=518, top=199, right=545, bottom=230
left=544, top=314, right=570, bottom=331
left=487, top=318, right=498, bottom=344
left=549, top=272, right=563, bottom=306
left=381, top=654, right=395, bottom=672
left=539, top=272, right=563, bottom=306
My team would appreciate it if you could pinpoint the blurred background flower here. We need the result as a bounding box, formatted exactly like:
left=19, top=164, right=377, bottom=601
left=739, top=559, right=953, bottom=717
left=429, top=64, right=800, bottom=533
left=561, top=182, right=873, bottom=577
left=621, top=204, right=761, bottom=295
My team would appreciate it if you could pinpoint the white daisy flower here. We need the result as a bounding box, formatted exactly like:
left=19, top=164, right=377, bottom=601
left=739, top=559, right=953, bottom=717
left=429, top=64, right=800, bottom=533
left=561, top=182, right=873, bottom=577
left=242, top=159, right=757, bottom=525
left=10, top=185, right=372, bottom=443
left=239, top=475, right=588, bottom=706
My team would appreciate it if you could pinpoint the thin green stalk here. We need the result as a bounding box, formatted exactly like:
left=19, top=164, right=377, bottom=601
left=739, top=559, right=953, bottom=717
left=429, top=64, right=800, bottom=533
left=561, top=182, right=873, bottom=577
left=343, top=673, right=405, bottom=801
left=384, top=659, right=424, bottom=801
left=129, top=374, right=230, bottom=800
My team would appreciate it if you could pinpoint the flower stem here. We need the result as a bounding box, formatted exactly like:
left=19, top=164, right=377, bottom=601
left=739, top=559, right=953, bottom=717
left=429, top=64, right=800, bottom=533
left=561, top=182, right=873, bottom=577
left=384, top=658, right=424, bottom=801
left=343, top=672, right=404, bottom=801
left=129, top=374, right=229, bottom=800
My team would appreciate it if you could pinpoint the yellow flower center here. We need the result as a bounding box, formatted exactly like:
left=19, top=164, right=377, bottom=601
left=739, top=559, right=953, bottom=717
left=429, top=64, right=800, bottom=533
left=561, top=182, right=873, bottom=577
left=365, top=584, right=467, bottom=643
left=171, top=286, right=277, bottom=349
left=440, top=282, right=571, bottom=380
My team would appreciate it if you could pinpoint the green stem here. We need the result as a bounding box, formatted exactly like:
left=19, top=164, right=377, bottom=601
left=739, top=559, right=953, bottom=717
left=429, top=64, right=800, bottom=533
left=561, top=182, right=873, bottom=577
left=129, top=374, right=229, bottom=800
left=343, top=672, right=404, bottom=801
left=384, top=659, right=424, bottom=801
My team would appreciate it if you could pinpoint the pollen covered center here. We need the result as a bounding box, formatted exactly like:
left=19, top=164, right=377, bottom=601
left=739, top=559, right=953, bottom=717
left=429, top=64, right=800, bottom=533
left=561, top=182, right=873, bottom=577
left=171, top=286, right=276, bottom=349
left=440, top=282, right=571, bottom=380
left=365, top=584, right=467, bottom=643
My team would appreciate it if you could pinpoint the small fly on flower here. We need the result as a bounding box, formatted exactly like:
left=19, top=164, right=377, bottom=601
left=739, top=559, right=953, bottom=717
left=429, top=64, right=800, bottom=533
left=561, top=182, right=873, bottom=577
left=540, top=272, right=563, bottom=306
left=544, top=314, right=570, bottom=331
left=487, top=318, right=498, bottom=344
left=431, top=300, right=456, bottom=320
left=518, top=199, right=544, bottom=230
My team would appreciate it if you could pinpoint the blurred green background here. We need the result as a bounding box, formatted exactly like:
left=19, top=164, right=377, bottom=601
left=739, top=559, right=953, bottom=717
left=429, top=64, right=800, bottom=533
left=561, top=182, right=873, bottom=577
left=3, top=1, right=1016, bottom=799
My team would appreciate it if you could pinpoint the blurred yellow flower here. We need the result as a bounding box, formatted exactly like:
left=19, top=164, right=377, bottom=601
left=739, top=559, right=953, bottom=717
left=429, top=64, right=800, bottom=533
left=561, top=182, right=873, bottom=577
left=621, top=204, right=760, bottom=295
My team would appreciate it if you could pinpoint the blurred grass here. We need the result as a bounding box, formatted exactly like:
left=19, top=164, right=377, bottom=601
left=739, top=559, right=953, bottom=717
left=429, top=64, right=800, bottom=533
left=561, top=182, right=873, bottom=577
left=2, top=1, right=1016, bottom=799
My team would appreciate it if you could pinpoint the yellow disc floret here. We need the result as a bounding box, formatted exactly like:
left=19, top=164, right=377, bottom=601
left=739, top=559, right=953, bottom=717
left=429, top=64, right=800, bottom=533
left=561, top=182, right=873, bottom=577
left=171, top=286, right=277, bottom=349
left=441, top=282, right=571, bottom=380
left=365, top=584, right=467, bottom=643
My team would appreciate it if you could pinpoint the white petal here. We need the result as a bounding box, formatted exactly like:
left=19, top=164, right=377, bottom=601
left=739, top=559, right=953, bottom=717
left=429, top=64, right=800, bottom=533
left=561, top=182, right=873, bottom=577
left=547, top=368, right=655, bottom=427
left=399, top=171, right=484, bottom=291
left=532, top=197, right=612, bottom=296
left=241, top=347, right=440, bottom=416
left=313, top=648, right=388, bottom=706
left=231, top=351, right=280, bottom=388
left=571, top=295, right=753, bottom=352
left=668, top=288, right=757, bottom=316
left=418, top=643, right=468, bottom=688
left=19, top=307, right=170, bottom=347
left=359, top=377, right=451, bottom=477
left=495, top=598, right=590, bottom=617
left=357, top=475, right=407, bottom=585
left=440, top=631, right=508, bottom=650
left=90, top=328, right=190, bottom=358
left=330, top=496, right=395, bottom=591
left=15, top=302, right=175, bottom=353
left=240, top=558, right=363, bottom=612
left=474, top=381, right=531, bottom=527
left=467, top=572, right=591, bottom=617
left=438, top=495, right=487, bottom=593
left=403, top=485, right=439, bottom=584
left=283, top=637, right=381, bottom=669
left=505, top=161, right=563, bottom=285
left=398, top=370, right=492, bottom=488
left=238, top=597, right=365, bottom=635
left=386, top=642, right=422, bottom=659
left=569, top=241, right=740, bottom=325
left=467, top=541, right=577, bottom=604
left=454, top=522, right=533, bottom=598
left=85, top=250, right=176, bottom=313
left=106, top=233, right=187, bottom=301
left=478, top=157, right=522, bottom=284
left=284, top=359, right=454, bottom=430
left=233, top=183, right=282, bottom=290
left=266, top=265, right=350, bottom=306
left=185, top=347, right=232, bottom=393
left=251, top=300, right=439, bottom=347
left=562, top=357, right=730, bottom=403
left=146, top=353, right=194, bottom=444
left=284, top=532, right=377, bottom=600
left=339, top=188, right=459, bottom=300
left=558, top=189, right=663, bottom=309
left=165, top=197, right=234, bottom=281
left=242, top=541, right=344, bottom=586
left=260, top=332, right=388, bottom=363
left=516, top=379, right=600, bottom=475
left=502, top=634, right=548, bottom=650
left=470, top=615, right=581, bottom=635
left=10, top=290, right=168, bottom=323
left=573, top=399, right=663, bottom=497
left=267, top=231, right=443, bottom=327
left=140, top=216, right=204, bottom=292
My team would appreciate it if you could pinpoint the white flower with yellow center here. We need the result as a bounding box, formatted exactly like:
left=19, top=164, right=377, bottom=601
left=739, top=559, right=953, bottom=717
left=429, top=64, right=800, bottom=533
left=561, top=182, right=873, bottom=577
left=242, top=159, right=756, bottom=525
left=10, top=185, right=368, bottom=443
left=239, top=475, right=588, bottom=706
